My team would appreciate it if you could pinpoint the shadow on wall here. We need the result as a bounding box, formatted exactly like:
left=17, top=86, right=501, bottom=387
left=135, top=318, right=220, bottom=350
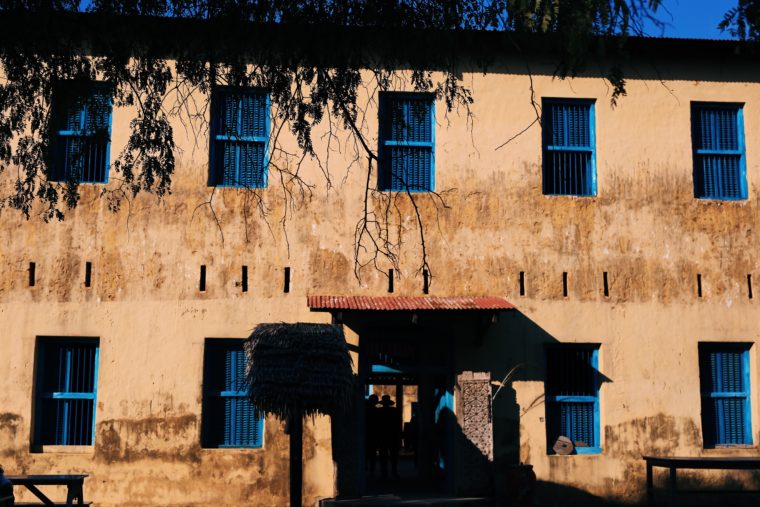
left=5, top=14, right=760, bottom=85
left=327, top=309, right=760, bottom=506
left=456, top=309, right=613, bottom=465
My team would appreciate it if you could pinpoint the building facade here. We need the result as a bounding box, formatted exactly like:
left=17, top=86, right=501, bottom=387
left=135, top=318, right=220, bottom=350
left=1, top=18, right=759, bottom=506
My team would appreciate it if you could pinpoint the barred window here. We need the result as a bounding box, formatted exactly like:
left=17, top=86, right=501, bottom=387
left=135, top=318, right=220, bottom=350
left=378, top=93, right=435, bottom=192
left=542, top=99, right=596, bottom=196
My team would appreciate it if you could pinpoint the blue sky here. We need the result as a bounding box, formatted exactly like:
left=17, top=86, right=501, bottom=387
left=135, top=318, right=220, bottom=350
left=644, top=0, right=738, bottom=39
left=73, top=0, right=739, bottom=39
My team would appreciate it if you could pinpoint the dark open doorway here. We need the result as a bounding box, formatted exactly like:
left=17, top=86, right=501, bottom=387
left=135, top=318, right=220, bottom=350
left=360, top=334, right=455, bottom=497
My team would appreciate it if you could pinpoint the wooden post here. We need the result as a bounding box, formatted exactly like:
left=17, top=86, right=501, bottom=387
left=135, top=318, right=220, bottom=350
left=290, top=411, right=303, bottom=507
left=668, top=467, right=677, bottom=507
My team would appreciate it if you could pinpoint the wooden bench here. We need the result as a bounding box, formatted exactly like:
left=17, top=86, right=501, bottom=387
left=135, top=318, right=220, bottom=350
left=14, top=504, right=92, bottom=506
left=6, top=475, right=89, bottom=507
left=643, top=455, right=760, bottom=507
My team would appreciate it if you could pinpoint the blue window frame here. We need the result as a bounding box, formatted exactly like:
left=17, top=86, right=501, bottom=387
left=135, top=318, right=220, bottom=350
left=378, top=93, right=435, bottom=192
left=699, top=343, right=752, bottom=447
left=34, top=337, right=99, bottom=446
left=691, top=103, right=747, bottom=200
left=201, top=339, right=264, bottom=448
left=50, top=83, right=112, bottom=183
left=542, top=99, right=596, bottom=196
left=210, top=88, right=269, bottom=188
left=545, top=345, right=601, bottom=454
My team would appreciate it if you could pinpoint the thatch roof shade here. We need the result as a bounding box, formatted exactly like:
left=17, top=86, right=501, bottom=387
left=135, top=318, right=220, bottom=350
left=245, top=323, right=354, bottom=421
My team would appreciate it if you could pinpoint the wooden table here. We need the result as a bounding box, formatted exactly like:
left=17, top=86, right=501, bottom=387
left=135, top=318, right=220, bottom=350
left=6, top=475, right=88, bottom=506
left=643, top=456, right=760, bottom=507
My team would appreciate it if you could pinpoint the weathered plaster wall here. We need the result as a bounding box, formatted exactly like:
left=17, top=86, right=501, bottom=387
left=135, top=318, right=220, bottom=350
left=0, top=299, right=334, bottom=506
left=0, top=53, right=759, bottom=505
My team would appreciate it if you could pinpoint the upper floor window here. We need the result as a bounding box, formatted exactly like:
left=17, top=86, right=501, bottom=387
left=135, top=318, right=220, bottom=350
left=545, top=345, right=601, bottom=455
left=201, top=339, right=264, bottom=448
left=50, top=83, right=111, bottom=183
left=542, top=99, right=596, bottom=196
left=699, top=343, right=752, bottom=447
left=210, top=88, right=269, bottom=188
left=691, top=103, right=747, bottom=200
left=34, top=337, right=100, bottom=446
left=378, top=93, right=435, bottom=192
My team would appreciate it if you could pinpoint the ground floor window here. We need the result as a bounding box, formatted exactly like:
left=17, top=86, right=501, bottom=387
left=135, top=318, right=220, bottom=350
left=201, top=339, right=264, bottom=448
left=699, top=343, right=752, bottom=447
left=34, top=337, right=99, bottom=446
left=545, top=344, right=600, bottom=454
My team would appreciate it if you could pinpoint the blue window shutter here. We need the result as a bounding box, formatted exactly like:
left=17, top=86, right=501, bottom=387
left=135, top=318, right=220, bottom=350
left=240, top=93, right=267, bottom=138
left=542, top=99, right=595, bottom=196
left=545, top=345, right=600, bottom=454
left=85, top=88, right=111, bottom=133
left=52, top=84, right=111, bottom=184
left=210, top=88, right=269, bottom=188
left=202, top=340, right=263, bottom=448
left=223, top=92, right=238, bottom=136
left=378, top=93, right=434, bottom=192
left=699, top=344, right=752, bottom=447
left=64, top=96, right=85, bottom=131
left=35, top=338, right=98, bottom=446
left=560, top=402, right=595, bottom=446
left=691, top=104, right=746, bottom=200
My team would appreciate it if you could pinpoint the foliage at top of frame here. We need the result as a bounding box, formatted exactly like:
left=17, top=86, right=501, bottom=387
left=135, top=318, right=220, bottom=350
left=0, top=0, right=664, bottom=221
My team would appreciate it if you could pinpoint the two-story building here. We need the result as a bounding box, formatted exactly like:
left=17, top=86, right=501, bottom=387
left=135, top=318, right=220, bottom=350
left=1, top=13, right=759, bottom=506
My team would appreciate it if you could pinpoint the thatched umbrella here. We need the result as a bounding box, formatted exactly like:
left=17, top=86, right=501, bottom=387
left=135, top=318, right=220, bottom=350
left=245, top=323, right=353, bottom=507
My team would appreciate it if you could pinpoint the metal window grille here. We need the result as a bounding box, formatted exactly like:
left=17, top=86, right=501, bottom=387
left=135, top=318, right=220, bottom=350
left=379, top=94, right=435, bottom=192
left=699, top=344, right=752, bottom=447
left=542, top=100, right=596, bottom=196
left=35, top=338, right=99, bottom=446
left=210, top=89, right=269, bottom=188
left=201, top=340, right=264, bottom=448
left=692, top=104, right=746, bottom=200
left=545, top=346, right=600, bottom=453
left=51, top=84, right=111, bottom=183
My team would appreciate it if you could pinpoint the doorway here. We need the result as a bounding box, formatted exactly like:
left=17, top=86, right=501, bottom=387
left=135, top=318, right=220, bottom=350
left=360, top=334, right=454, bottom=496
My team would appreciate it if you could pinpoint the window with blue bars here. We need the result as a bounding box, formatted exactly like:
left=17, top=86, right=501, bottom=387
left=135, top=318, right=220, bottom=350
left=210, top=88, right=269, bottom=188
left=378, top=93, right=435, bottom=192
left=691, top=103, right=747, bottom=200
left=699, top=343, right=752, bottom=448
left=202, top=339, right=264, bottom=448
left=542, top=99, right=596, bottom=196
left=50, top=82, right=112, bottom=183
left=545, top=345, right=601, bottom=454
left=34, top=337, right=99, bottom=446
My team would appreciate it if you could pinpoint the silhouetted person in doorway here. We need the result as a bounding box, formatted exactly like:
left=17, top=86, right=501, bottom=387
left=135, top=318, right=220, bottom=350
left=365, top=394, right=380, bottom=476
left=378, top=395, right=401, bottom=478
left=404, top=402, right=419, bottom=466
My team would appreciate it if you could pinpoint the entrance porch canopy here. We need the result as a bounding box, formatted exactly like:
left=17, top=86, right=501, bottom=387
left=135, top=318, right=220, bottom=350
left=307, top=295, right=515, bottom=311
left=308, top=295, right=515, bottom=344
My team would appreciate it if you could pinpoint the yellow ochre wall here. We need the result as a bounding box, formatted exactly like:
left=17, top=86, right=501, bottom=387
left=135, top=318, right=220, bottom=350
left=0, top=52, right=759, bottom=505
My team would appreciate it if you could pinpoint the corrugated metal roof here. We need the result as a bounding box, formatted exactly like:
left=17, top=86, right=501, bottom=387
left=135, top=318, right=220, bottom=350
left=307, top=295, right=515, bottom=311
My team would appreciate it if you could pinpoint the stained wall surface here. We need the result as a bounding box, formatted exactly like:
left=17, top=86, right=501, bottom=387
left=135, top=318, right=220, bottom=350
left=0, top=47, right=759, bottom=505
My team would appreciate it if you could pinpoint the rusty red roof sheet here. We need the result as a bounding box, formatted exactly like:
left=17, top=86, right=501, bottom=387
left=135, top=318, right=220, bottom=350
left=307, top=295, right=515, bottom=311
